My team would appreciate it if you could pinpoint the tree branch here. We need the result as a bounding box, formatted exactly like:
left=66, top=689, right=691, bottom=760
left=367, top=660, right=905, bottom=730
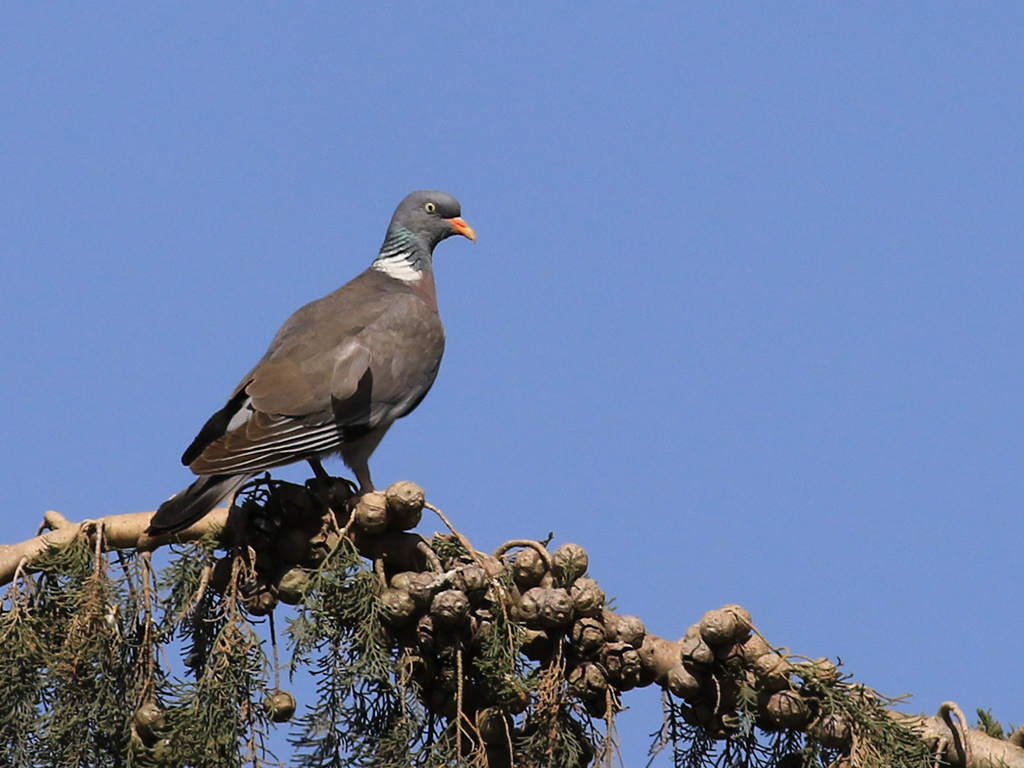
left=0, top=506, right=229, bottom=586
left=3, top=482, right=1023, bottom=768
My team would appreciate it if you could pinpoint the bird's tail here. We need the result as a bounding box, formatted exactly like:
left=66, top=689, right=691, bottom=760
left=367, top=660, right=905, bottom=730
left=147, top=473, right=252, bottom=535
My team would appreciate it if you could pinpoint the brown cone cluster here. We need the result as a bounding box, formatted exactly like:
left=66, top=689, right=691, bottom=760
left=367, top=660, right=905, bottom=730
left=660, top=609, right=849, bottom=745
left=208, top=478, right=429, bottom=617
left=211, top=478, right=852, bottom=756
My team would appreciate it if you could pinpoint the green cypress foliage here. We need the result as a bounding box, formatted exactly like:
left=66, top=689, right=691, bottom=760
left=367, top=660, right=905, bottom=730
left=0, top=480, right=989, bottom=767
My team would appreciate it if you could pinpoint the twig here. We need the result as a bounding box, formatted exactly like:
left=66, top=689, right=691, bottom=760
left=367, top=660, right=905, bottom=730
left=425, top=502, right=478, bottom=559
left=269, top=610, right=281, bottom=692
left=416, top=537, right=444, bottom=572
left=373, top=557, right=388, bottom=587
left=939, top=701, right=970, bottom=767
left=456, top=643, right=465, bottom=764
left=493, top=539, right=553, bottom=571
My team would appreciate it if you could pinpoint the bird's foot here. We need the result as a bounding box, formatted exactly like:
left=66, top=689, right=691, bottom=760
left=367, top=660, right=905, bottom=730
left=305, top=475, right=358, bottom=525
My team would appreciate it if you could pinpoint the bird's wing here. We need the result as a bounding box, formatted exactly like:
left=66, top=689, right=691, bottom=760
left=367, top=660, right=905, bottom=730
left=186, top=276, right=444, bottom=476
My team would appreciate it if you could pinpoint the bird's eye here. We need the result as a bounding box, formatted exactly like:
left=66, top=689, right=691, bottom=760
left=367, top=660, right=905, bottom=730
left=424, top=202, right=437, bottom=214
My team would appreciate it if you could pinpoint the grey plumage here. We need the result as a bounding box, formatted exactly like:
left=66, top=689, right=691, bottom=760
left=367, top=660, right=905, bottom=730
left=148, top=191, right=475, bottom=534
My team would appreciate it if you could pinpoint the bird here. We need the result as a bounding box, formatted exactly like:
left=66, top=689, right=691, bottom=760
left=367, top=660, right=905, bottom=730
left=147, top=190, right=475, bottom=534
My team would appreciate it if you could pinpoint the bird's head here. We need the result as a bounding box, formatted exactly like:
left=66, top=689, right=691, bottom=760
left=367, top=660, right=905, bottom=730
left=389, top=190, right=476, bottom=250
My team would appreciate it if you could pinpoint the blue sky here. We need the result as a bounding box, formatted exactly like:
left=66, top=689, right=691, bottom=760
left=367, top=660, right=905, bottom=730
left=2, top=3, right=1023, bottom=762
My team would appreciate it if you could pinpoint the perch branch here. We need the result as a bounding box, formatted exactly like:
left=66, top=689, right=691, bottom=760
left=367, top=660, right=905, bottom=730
left=0, top=506, right=230, bottom=587
left=3, top=481, right=1024, bottom=768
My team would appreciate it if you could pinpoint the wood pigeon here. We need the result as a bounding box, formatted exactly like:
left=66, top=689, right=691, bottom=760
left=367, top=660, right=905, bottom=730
left=147, top=190, right=475, bottom=534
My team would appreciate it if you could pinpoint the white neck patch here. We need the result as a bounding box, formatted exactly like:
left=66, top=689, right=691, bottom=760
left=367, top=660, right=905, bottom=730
left=372, top=254, right=423, bottom=282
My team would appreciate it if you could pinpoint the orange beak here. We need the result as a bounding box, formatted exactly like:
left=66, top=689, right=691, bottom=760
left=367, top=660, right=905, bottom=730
left=447, top=217, right=477, bottom=242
